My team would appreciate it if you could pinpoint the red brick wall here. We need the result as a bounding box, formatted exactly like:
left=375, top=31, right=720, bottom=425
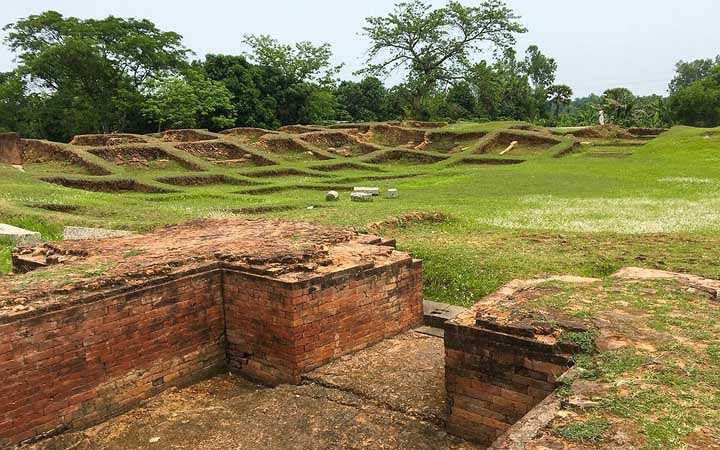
left=0, top=270, right=226, bottom=447
left=444, top=323, right=572, bottom=445
left=1, top=258, right=423, bottom=446
left=224, top=259, right=423, bottom=385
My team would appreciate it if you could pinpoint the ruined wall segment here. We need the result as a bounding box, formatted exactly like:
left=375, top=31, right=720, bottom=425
left=0, top=219, right=423, bottom=446
left=0, top=269, right=225, bottom=446
left=444, top=277, right=594, bottom=445
left=224, top=256, right=423, bottom=385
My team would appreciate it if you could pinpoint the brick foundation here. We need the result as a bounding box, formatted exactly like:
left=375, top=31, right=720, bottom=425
left=0, top=259, right=422, bottom=446
left=225, top=259, right=423, bottom=385
left=444, top=278, right=590, bottom=445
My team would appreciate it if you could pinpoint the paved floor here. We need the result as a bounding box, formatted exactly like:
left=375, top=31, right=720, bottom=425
left=32, top=331, right=480, bottom=450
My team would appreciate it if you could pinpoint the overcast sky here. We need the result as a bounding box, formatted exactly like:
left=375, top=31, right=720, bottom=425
left=1, top=0, right=718, bottom=98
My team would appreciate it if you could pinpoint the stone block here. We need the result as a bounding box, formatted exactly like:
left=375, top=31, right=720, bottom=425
left=386, top=188, right=399, bottom=199
left=63, top=226, right=133, bottom=241
left=353, top=187, right=380, bottom=196
left=423, top=300, right=467, bottom=328
left=0, top=224, right=41, bottom=246
left=351, top=192, right=373, bottom=202
left=325, top=190, right=339, bottom=201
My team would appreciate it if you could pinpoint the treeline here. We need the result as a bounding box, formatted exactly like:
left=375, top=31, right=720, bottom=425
left=0, top=5, right=718, bottom=143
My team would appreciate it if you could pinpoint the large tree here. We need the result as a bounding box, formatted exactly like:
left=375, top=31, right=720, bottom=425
left=200, top=54, right=280, bottom=129
left=668, top=66, right=720, bottom=128
left=241, top=35, right=341, bottom=125
left=242, top=34, right=342, bottom=86
left=523, top=45, right=557, bottom=90
left=602, top=87, right=636, bottom=127
left=335, top=77, right=390, bottom=121
left=361, top=0, right=525, bottom=119
left=142, top=70, right=235, bottom=131
left=4, top=11, right=188, bottom=136
left=669, top=56, right=720, bottom=94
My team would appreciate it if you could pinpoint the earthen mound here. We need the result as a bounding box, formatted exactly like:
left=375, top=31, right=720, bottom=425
left=70, top=134, right=148, bottom=146
left=163, top=129, right=217, bottom=142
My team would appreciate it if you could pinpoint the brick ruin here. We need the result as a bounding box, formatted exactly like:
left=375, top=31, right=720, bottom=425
left=0, top=219, right=422, bottom=446
left=444, top=277, right=596, bottom=446
left=6, top=217, right=708, bottom=448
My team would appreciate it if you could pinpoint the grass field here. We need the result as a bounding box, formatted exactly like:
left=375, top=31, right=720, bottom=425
left=1, top=122, right=719, bottom=306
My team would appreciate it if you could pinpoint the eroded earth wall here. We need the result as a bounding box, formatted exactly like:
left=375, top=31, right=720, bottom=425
left=0, top=132, right=22, bottom=165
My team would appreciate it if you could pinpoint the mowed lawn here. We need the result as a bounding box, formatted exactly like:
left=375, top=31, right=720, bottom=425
left=1, top=124, right=719, bottom=305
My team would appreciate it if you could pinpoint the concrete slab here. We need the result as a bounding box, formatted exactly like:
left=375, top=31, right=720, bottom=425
left=423, top=300, right=468, bottom=328
left=305, top=331, right=447, bottom=424
left=63, top=226, right=133, bottom=241
left=415, top=325, right=444, bottom=338
left=0, top=224, right=41, bottom=246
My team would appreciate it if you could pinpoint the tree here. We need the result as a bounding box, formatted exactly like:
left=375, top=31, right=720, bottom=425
left=335, top=77, right=390, bottom=121
left=493, top=48, right=536, bottom=120
left=200, top=54, right=280, bottom=129
left=142, top=70, right=235, bottom=130
left=602, top=87, right=636, bottom=126
left=547, top=84, right=573, bottom=120
left=243, top=34, right=341, bottom=86
left=669, top=56, right=720, bottom=94
left=465, top=61, right=501, bottom=119
left=240, top=35, right=342, bottom=125
left=523, top=45, right=556, bottom=89
left=361, top=0, right=525, bottom=119
left=0, top=72, right=28, bottom=132
left=431, top=81, right=478, bottom=120
left=668, top=66, right=720, bottom=127
left=4, top=11, right=188, bottom=135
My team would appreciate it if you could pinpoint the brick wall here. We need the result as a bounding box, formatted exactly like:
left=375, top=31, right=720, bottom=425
left=0, top=132, right=22, bottom=165
left=0, top=258, right=423, bottom=446
left=224, top=258, right=423, bottom=385
left=444, top=317, right=574, bottom=445
left=0, top=270, right=226, bottom=447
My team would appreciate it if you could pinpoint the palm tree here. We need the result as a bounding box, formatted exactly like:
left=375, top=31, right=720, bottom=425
left=547, top=84, right=573, bottom=120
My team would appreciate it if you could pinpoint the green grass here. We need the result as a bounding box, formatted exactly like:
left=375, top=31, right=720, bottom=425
left=528, top=278, right=720, bottom=449
left=0, top=238, right=12, bottom=274
left=556, top=418, right=611, bottom=443
left=1, top=124, right=720, bottom=294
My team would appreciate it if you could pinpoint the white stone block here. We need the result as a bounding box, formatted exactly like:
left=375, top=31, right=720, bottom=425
left=351, top=192, right=373, bottom=202
left=0, top=224, right=42, bottom=246
left=353, top=187, right=380, bottom=196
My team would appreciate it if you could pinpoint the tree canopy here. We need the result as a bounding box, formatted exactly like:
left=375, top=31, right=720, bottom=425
left=142, top=70, right=235, bottom=130
left=4, top=11, right=189, bottom=135
left=361, top=0, right=526, bottom=118
left=0, top=7, right=718, bottom=141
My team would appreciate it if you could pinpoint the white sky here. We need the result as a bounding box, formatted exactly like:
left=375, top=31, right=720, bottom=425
left=1, top=0, right=718, bottom=98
